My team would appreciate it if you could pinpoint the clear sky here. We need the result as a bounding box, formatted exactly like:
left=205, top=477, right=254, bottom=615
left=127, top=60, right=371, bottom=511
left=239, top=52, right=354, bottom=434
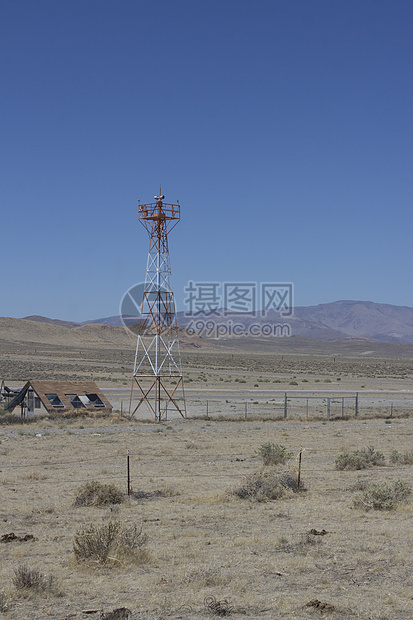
left=1, top=0, right=413, bottom=321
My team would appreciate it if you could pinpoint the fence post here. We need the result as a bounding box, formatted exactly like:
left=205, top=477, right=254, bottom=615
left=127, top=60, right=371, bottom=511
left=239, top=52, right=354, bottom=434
left=355, top=392, right=359, bottom=417
left=327, top=397, right=331, bottom=420
left=244, top=401, right=247, bottom=420
left=127, top=450, right=131, bottom=496
left=341, top=397, right=344, bottom=419
left=206, top=400, right=209, bottom=420
left=121, top=400, right=123, bottom=416
left=297, top=448, right=303, bottom=489
left=391, top=402, right=393, bottom=418
left=284, top=392, right=287, bottom=420
left=306, top=398, right=309, bottom=419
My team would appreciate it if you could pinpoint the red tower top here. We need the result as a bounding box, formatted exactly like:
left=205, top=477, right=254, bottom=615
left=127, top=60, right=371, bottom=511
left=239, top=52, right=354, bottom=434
left=138, top=190, right=180, bottom=224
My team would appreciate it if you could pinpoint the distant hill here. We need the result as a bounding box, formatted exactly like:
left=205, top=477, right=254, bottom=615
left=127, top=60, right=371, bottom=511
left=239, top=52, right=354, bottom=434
left=6, top=318, right=134, bottom=348
left=81, top=315, right=125, bottom=327
left=4, top=317, right=209, bottom=351
left=18, top=300, right=413, bottom=344
left=178, top=300, right=413, bottom=343
left=294, top=300, right=413, bottom=343
left=22, top=314, right=126, bottom=327
left=23, top=315, right=79, bottom=328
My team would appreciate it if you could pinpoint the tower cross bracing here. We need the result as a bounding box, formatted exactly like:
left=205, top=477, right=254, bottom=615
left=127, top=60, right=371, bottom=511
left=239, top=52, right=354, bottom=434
left=129, top=191, right=186, bottom=422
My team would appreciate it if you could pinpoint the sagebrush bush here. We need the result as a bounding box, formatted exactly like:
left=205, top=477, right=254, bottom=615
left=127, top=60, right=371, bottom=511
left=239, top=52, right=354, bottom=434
left=232, top=468, right=303, bottom=502
left=74, top=480, right=124, bottom=507
left=258, top=443, right=293, bottom=466
left=73, top=521, right=148, bottom=565
left=335, top=446, right=385, bottom=470
left=12, top=566, right=55, bottom=593
left=390, top=450, right=413, bottom=465
left=353, top=480, right=411, bottom=511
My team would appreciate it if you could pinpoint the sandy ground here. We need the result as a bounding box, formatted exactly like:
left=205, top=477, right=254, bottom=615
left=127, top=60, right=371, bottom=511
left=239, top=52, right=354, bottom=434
left=0, top=415, right=413, bottom=619
left=1, top=324, right=413, bottom=618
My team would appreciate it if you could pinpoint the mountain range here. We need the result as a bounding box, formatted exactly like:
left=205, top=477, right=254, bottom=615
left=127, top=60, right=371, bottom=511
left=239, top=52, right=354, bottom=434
left=21, top=300, right=413, bottom=344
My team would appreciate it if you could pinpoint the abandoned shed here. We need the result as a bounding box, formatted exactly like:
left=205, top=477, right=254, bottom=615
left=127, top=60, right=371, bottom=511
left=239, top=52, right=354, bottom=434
left=5, top=381, right=112, bottom=416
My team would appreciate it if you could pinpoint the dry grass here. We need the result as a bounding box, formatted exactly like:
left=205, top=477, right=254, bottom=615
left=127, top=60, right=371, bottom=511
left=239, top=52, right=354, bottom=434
left=12, top=565, right=56, bottom=596
left=0, top=592, right=11, bottom=613
left=1, top=405, right=413, bottom=618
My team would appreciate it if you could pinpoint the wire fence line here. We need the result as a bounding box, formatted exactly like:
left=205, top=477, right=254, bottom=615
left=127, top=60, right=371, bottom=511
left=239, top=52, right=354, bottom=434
left=2, top=464, right=411, bottom=488
left=178, top=392, right=413, bottom=421
left=1, top=448, right=411, bottom=488
left=0, top=447, right=363, bottom=473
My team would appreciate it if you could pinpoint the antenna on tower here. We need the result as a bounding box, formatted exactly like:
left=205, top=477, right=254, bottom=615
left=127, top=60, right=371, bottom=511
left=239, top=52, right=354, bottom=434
left=154, top=185, right=165, bottom=201
left=129, top=190, right=186, bottom=422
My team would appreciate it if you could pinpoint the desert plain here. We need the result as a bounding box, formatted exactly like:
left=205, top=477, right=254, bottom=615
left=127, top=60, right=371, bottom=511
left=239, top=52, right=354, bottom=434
left=1, top=318, right=413, bottom=619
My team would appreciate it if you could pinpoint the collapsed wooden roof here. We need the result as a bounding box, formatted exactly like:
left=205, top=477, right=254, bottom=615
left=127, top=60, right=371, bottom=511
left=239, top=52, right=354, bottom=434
left=6, top=380, right=112, bottom=413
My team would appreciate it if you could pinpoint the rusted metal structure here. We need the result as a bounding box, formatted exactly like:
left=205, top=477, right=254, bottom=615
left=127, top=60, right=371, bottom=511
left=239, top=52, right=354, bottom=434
left=129, top=190, right=186, bottom=422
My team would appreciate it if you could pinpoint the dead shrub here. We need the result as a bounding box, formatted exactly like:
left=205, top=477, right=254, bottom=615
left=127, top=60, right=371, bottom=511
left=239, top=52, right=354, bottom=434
left=12, top=565, right=55, bottom=594
left=74, top=480, right=124, bottom=507
left=183, top=566, right=228, bottom=587
left=277, top=471, right=302, bottom=492
left=0, top=414, right=37, bottom=426
left=335, top=446, right=385, bottom=470
left=232, top=468, right=303, bottom=502
left=26, top=472, right=47, bottom=481
left=275, top=531, right=321, bottom=554
left=353, top=480, right=412, bottom=511
left=304, top=599, right=335, bottom=612
left=204, top=595, right=234, bottom=616
left=115, top=524, right=149, bottom=562
left=73, top=521, right=148, bottom=565
left=101, top=609, right=131, bottom=620
left=131, top=485, right=179, bottom=501
left=347, top=477, right=369, bottom=491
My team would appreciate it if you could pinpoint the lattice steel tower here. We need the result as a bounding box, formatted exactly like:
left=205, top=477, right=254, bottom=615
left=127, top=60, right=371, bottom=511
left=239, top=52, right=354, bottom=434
left=129, top=190, right=186, bottom=422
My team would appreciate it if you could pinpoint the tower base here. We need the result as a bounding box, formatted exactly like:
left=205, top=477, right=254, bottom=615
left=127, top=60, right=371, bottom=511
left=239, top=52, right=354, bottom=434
left=129, top=375, right=186, bottom=422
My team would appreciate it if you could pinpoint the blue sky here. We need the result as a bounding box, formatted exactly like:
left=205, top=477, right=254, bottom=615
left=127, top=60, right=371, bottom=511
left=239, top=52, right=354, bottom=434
left=1, top=0, right=413, bottom=321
